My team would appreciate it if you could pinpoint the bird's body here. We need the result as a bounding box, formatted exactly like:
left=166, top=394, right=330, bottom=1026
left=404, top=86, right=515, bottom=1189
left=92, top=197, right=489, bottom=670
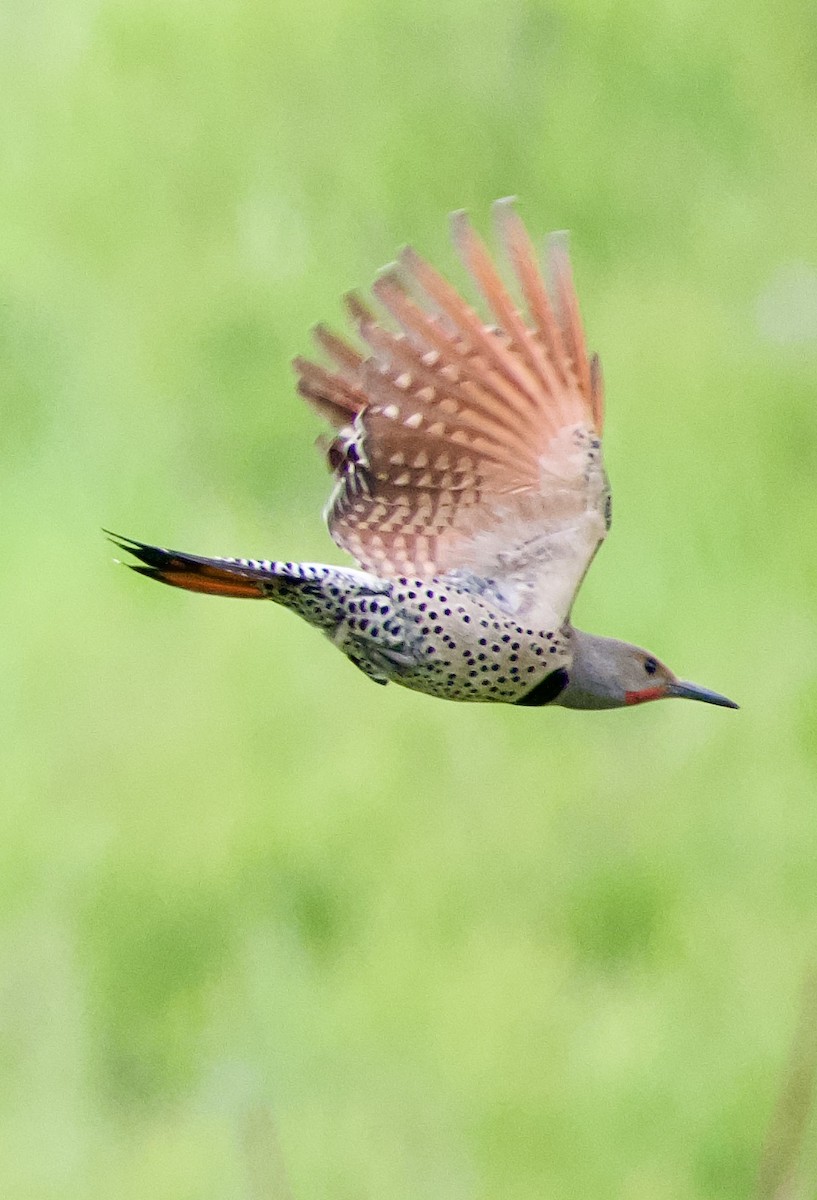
left=114, top=201, right=737, bottom=713
left=116, top=544, right=575, bottom=703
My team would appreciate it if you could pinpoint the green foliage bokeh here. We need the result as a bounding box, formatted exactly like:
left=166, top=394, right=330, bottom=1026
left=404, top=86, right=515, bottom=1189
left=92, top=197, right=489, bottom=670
left=2, top=1, right=817, bottom=1196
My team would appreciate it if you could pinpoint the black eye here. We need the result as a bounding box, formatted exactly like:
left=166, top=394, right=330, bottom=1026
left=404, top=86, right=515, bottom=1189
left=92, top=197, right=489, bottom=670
left=644, top=657, right=658, bottom=676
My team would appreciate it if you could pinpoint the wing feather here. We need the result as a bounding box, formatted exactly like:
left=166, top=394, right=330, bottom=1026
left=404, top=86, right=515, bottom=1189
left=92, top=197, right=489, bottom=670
left=547, top=231, right=593, bottom=406
left=293, top=356, right=365, bottom=427
left=493, top=198, right=571, bottom=389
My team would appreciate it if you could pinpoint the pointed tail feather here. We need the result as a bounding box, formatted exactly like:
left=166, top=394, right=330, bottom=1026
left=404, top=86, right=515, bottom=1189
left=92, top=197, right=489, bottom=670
left=105, top=532, right=275, bottom=599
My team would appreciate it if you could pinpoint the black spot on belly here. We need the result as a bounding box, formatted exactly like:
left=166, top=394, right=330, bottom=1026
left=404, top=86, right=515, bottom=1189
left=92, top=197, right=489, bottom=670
left=514, top=668, right=569, bottom=707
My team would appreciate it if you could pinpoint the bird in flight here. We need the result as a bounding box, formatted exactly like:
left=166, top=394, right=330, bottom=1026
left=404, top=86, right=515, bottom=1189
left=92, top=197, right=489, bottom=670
left=111, top=200, right=737, bottom=711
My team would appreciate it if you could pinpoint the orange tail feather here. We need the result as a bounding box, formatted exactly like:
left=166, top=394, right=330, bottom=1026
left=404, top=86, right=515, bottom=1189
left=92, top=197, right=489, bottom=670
left=106, top=532, right=273, bottom=599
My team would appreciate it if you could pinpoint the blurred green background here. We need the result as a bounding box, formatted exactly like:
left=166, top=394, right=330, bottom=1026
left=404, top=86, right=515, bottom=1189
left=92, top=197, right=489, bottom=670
left=3, top=0, right=817, bottom=1196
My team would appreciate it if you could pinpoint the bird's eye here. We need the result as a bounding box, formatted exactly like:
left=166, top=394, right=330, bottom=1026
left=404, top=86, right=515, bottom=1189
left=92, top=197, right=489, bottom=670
left=644, top=657, right=658, bottom=676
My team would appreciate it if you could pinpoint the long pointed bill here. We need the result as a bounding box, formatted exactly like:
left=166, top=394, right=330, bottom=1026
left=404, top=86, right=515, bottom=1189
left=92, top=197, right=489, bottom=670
left=666, top=680, right=739, bottom=709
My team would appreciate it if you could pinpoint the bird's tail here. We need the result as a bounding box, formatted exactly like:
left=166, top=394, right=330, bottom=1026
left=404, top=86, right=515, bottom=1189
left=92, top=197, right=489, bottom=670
left=106, top=532, right=286, bottom=599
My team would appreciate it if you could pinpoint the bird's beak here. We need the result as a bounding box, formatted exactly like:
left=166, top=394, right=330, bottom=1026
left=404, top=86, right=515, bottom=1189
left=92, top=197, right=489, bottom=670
left=665, top=680, right=739, bottom=709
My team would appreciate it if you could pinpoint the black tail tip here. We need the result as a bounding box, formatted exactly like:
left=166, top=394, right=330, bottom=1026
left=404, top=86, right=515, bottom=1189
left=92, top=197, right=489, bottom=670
left=103, top=530, right=173, bottom=570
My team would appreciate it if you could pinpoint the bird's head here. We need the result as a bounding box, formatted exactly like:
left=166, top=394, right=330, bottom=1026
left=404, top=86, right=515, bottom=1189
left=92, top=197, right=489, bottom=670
left=556, top=630, right=738, bottom=711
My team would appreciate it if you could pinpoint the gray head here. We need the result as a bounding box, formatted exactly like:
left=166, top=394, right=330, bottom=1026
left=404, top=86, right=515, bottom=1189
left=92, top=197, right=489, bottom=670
left=555, top=629, right=738, bottom=711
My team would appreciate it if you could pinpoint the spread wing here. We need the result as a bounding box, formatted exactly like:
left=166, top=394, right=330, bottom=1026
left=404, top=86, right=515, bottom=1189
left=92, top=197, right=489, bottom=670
left=293, top=199, right=610, bottom=631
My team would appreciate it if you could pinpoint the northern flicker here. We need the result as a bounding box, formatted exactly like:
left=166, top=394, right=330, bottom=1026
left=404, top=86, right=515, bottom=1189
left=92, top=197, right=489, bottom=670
left=112, top=200, right=737, bottom=711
